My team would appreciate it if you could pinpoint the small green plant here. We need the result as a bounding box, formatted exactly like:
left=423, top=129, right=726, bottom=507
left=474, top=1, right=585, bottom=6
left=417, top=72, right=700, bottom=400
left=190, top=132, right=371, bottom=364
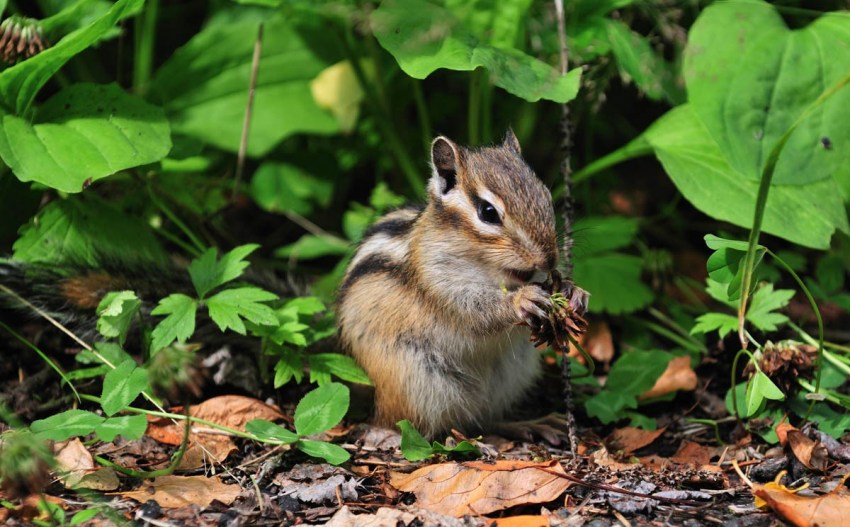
left=247, top=382, right=352, bottom=465
left=397, top=420, right=480, bottom=461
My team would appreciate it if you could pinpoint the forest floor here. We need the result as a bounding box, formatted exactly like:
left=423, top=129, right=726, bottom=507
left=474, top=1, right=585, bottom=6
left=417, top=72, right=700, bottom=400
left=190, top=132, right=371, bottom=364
left=2, top=341, right=849, bottom=527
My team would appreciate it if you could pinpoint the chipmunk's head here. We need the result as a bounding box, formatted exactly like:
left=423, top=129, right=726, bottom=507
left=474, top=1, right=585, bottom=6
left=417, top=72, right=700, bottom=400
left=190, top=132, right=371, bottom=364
left=427, top=130, right=558, bottom=287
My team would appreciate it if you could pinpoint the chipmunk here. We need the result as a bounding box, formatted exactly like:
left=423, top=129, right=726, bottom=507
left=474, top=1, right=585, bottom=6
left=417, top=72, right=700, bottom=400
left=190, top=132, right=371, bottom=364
left=337, top=131, right=588, bottom=439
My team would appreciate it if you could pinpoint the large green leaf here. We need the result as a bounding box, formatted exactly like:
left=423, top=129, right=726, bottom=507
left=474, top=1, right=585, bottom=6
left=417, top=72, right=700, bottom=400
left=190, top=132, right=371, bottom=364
left=684, top=1, right=850, bottom=186
left=572, top=253, right=653, bottom=314
left=0, top=0, right=143, bottom=115
left=294, top=382, right=349, bottom=436
left=150, top=14, right=341, bottom=156
left=642, top=105, right=848, bottom=249
left=0, top=83, right=171, bottom=192
left=371, top=0, right=581, bottom=103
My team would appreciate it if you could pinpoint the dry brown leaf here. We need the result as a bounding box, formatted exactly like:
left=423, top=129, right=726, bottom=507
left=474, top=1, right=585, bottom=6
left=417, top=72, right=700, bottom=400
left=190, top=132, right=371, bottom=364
left=591, top=447, right=641, bottom=472
left=487, top=515, right=550, bottom=527
left=53, top=439, right=119, bottom=491
left=568, top=319, right=614, bottom=363
left=390, top=460, right=570, bottom=517
left=776, top=422, right=795, bottom=446
left=755, top=481, right=850, bottom=527
left=606, top=426, right=666, bottom=455
left=117, top=475, right=242, bottom=509
left=670, top=441, right=717, bottom=467
left=786, top=430, right=828, bottom=472
left=639, top=356, right=697, bottom=400
left=146, top=395, right=283, bottom=469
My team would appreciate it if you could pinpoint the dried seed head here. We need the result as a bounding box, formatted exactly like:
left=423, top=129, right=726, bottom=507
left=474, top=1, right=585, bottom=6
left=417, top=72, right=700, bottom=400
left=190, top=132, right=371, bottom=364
left=0, top=16, right=48, bottom=64
left=526, top=270, right=588, bottom=353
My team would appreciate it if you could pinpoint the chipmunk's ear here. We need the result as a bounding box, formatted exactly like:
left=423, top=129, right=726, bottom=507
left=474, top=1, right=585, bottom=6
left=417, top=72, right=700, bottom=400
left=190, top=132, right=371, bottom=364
left=430, top=136, right=463, bottom=196
left=503, top=128, right=521, bottom=155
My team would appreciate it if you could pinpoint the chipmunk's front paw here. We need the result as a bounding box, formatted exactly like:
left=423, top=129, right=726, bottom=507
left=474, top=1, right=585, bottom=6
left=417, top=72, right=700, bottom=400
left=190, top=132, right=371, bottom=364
left=510, top=285, right=553, bottom=326
left=563, top=282, right=589, bottom=317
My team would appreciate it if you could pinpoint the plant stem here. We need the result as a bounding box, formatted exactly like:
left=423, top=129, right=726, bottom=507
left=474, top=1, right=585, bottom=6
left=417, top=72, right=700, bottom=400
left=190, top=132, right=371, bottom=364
left=411, top=78, right=431, bottom=151
left=132, top=0, right=158, bottom=96
left=233, top=23, right=264, bottom=199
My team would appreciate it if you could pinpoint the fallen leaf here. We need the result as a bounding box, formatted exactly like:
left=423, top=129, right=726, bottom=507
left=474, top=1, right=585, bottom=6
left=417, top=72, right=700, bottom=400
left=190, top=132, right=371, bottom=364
left=487, top=515, right=550, bottom=527
left=117, top=475, right=242, bottom=508
left=146, top=395, right=284, bottom=469
left=776, top=422, right=796, bottom=446
left=390, top=460, right=570, bottom=517
left=639, top=356, right=697, bottom=400
left=786, top=430, right=828, bottom=472
left=606, top=427, right=666, bottom=455
left=591, top=447, right=641, bottom=472
left=755, top=480, right=850, bottom=527
left=53, top=439, right=119, bottom=491
left=670, top=441, right=718, bottom=467
left=568, top=319, right=614, bottom=363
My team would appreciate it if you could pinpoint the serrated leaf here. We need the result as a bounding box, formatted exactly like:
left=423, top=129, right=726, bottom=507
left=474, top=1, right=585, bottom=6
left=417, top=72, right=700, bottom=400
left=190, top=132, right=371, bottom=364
left=585, top=350, right=671, bottom=424
left=31, top=409, right=104, bottom=440
left=246, top=419, right=299, bottom=444
left=101, top=359, right=149, bottom=416
left=94, top=414, right=147, bottom=442
left=188, top=244, right=259, bottom=298
left=397, top=419, right=434, bottom=461
left=150, top=294, right=197, bottom=353
left=284, top=296, right=326, bottom=316
left=96, top=291, right=141, bottom=345
left=372, top=0, right=581, bottom=103
left=294, top=382, right=349, bottom=436
left=572, top=253, right=653, bottom=314
left=296, top=439, right=350, bottom=465
left=207, top=286, right=278, bottom=334
left=307, top=353, right=372, bottom=386
left=690, top=312, right=738, bottom=340
left=273, top=350, right=304, bottom=388
left=746, top=283, right=794, bottom=332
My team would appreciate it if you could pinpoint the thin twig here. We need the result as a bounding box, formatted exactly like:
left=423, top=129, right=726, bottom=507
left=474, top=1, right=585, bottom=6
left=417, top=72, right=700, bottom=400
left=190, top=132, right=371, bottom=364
left=554, top=0, right=579, bottom=457
left=233, top=23, right=264, bottom=199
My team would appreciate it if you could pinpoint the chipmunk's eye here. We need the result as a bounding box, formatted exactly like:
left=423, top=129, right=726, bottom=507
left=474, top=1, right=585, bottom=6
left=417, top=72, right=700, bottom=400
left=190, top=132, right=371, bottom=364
left=476, top=198, right=501, bottom=225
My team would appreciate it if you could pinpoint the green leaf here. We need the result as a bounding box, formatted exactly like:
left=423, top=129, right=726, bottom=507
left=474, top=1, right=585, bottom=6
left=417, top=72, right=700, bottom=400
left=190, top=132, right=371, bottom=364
left=444, top=0, right=533, bottom=49
left=285, top=296, right=326, bottom=316
left=572, top=253, right=653, bottom=314
left=397, top=419, right=436, bottom=461
left=150, top=14, right=341, bottom=157
left=585, top=350, right=671, bottom=424
left=744, top=371, right=785, bottom=418
left=294, top=382, right=350, bottom=436
left=572, top=216, right=638, bottom=256
left=70, top=509, right=101, bottom=526
left=0, top=83, right=171, bottom=192
left=308, top=353, right=372, bottom=386
left=250, top=162, right=333, bottom=216
left=746, top=283, right=794, bottom=332
left=273, top=349, right=304, bottom=387
left=372, top=0, right=581, bottom=103
left=640, top=105, right=848, bottom=249
left=188, top=244, right=259, bottom=298
left=690, top=312, right=738, bottom=340
left=246, top=419, right=299, bottom=444
left=101, top=359, right=149, bottom=416
left=604, top=19, right=677, bottom=102
left=77, top=342, right=133, bottom=367
left=31, top=409, right=104, bottom=440
left=13, top=198, right=168, bottom=266
left=96, top=291, right=141, bottom=345
left=93, top=414, right=147, bottom=442
left=275, top=235, right=350, bottom=260
left=789, top=396, right=850, bottom=438
left=369, top=182, right=407, bottom=212
left=150, top=294, right=197, bottom=353
left=684, top=0, right=850, bottom=186
left=815, top=254, right=845, bottom=295
left=207, top=286, right=279, bottom=334
left=296, top=439, right=350, bottom=465
left=0, top=0, right=143, bottom=114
